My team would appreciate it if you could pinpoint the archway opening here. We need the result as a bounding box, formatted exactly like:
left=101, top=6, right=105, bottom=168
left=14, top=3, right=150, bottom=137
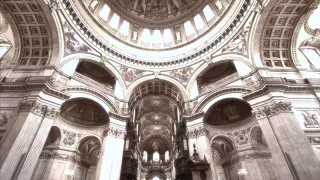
left=127, top=80, right=184, bottom=180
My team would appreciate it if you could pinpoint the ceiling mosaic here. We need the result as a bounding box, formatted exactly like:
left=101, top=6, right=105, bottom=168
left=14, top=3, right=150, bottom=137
left=107, top=0, right=203, bottom=24
left=60, top=98, right=109, bottom=126
left=205, top=99, right=252, bottom=126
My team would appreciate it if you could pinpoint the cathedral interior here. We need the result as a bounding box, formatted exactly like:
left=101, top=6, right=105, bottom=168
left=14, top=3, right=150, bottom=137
left=1, top=0, right=320, bottom=180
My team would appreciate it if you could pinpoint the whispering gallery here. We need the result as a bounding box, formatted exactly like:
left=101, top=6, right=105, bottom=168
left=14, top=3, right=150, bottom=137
left=1, top=0, right=320, bottom=180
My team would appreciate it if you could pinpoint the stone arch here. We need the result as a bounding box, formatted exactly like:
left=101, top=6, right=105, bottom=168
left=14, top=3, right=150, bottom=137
left=193, top=88, right=251, bottom=114
left=187, top=54, right=255, bottom=97
left=59, top=97, right=110, bottom=126
left=44, top=125, right=62, bottom=147
left=59, top=53, right=126, bottom=98
left=77, top=135, right=102, bottom=167
left=126, top=78, right=188, bottom=109
left=124, top=74, right=188, bottom=103
left=249, top=125, right=267, bottom=146
left=61, top=88, right=119, bottom=113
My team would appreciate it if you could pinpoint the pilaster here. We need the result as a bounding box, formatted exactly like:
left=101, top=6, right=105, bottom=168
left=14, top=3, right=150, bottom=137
left=186, top=115, right=215, bottom=180
left=95, top=115, right=127, bottom=180
left=252, top=101, right=320, bottom=180
left=0, top=100, right=59, bottom=180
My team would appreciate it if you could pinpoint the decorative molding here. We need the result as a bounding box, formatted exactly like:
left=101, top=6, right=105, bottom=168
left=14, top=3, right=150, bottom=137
left=301, top=111, right=320, bottom=127
left=39, top=151, right=81, bottom=164
left=17, top=100, right=59, bottom=119
left=169, top=67, right=193, bottom=84
left=62, top=129, right=83, bottom=146
left=223, top=152, right=272, bottom=166
left=226, top=127, right=251, bottom=146
left=104, top=126, right=127, bottom=139
left=187, top=127, right=207, bottom=139
left=308, top=136, right=320, bottom=144
left=253, top=101, right=292, bottom=119
left=48, top=0, right=61, bottom=11
left=108, top=112, right=130, bottom=122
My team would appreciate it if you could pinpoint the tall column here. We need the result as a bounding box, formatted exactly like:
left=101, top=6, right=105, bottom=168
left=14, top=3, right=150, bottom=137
left=0, top=100, right=58, bottom=180
left=187, top=119, right=216, bottom=180
left=95, top=116, right=126, bottom=180
left=253, top=101, right=320, bottom=180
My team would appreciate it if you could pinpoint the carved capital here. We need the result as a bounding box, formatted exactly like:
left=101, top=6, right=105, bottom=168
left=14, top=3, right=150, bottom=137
left=253, top=101, right=292, bottom=119
left=104, top=126, right=127, bottom=139
left=187, top=127, right=208, bottom=138
left=18, top=100, right=59, bottom=118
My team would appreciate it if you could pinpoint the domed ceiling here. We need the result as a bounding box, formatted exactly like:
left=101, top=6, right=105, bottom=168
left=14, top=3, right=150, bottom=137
left=60, top=0, right=251, bottom=66
left=106, top=0, right=205, bottom=26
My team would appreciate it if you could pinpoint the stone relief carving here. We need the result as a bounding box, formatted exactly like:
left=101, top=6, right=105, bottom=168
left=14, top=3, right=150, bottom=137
left=104, top=126, right=127, bottom=139
left=48, top=0, right=61, bottom=10
left=40, top=152, right=81, bottom=164
left=114, top=0, right=199, bottom=21
left=253, top=101, right=292, bottom=119
left=17, top=100, right=59, bottom=119
left=223, top=152, right=272, bottom=166
left=169, top=67, right=193, bottom=83
left=0, top=112, right=8, bottom=126
left=187, top=127, right=207, bottom=138
left=0, top=12, right=9, bottom=33
left=227, top=128, right=251, bottom=146
left=308, top=137, right=320, bottom=144
left=120, top=67, right=144, bottom=82
left=301, top=29, right=320, bottom=50
left=302, top=111, right=320, bottom=127
left=222, top=13, right=253, bottom=54
left=62, top=129, right=82, bottom=146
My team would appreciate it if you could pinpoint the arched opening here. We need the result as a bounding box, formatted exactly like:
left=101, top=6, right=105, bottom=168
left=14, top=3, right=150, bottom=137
left=204, top=98, right=252, bottom=126
left=60, top=98, right=109, bottom=126
left=75, top=60, right=116, bottom=89
left=197, top=61, right=238, bottom=95
left=124, top=80, right=184, bottom=180
left=211, top=136, right=236, bottom=180
left=32, top=126, right=62, bottom=180
left=76, top=136, right=102, bottom=180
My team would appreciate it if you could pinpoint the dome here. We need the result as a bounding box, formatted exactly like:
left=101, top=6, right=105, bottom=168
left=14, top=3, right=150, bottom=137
left=64, top=0, right=251, bottom=66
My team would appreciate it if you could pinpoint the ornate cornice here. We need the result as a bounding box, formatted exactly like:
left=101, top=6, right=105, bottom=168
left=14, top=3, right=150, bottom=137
left=40, top=151, right=82, bottom=164
left=187, top=127, right=208, bottom=139
left=108, top=112, right=129, bottom=122
left=253, top=101, right=292, bottom=119
left=17, top=100, right=59, bottom=119
left=103, top=126, right=127, bottom=139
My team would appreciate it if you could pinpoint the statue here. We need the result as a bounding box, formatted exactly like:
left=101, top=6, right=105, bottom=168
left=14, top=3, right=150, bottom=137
left=0, top=112, right=8, bottom=126
left=302, top=111, right=320, bottom=127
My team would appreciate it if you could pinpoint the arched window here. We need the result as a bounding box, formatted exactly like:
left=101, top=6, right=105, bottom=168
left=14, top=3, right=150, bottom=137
left=153, top=176, right=160, bottom=180
left=153, top=151, right=160, bottom=162
left=165, top=151, right=169, bottom=162
left=143, top=151, right=148, bottom=162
